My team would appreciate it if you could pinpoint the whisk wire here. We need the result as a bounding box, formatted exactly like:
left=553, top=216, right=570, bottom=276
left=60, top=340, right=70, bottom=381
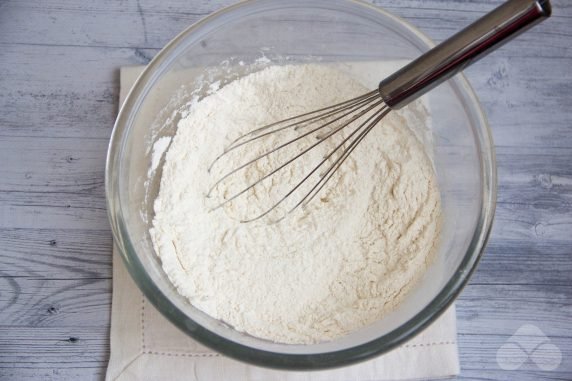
left=209, top=98, right=384, bottom=210
left=240, top=104, right=389, bottom=223
left=300, top=107, right=391, bottom=209
left=207, top=94, right=383, bottom=198
left=227, top=90, right=378, bottom=148
left=208, top=90, right=379, bottom=172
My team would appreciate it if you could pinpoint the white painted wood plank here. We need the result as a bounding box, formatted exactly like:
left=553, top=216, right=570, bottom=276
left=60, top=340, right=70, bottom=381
left=0, top=45, right=157, bottom=139
left=0, top=327, right=108, bottom=381
left=0, top=137, right=107, bottom=193
left=457, top=333, right=572, bottom=381
left=473, top=240, right=572, bottom=286
left=457, top=284, right=572, bottom=336
left=0, top=228, right=112, bottom=279
left=0, top=278, right=111, bottom=328
left=0, top=0, right=570, bottom=49
left=0, top=192, right=107, bottom=230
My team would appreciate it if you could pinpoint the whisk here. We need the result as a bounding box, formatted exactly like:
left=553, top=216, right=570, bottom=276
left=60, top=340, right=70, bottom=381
left=208, top=0, right=551, bottom=223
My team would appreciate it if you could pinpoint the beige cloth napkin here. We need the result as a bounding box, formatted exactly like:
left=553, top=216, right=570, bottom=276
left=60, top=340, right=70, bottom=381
left=106, top=66, right=460, bottom=381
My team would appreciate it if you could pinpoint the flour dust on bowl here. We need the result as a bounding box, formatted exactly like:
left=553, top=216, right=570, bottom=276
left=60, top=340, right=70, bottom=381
left=106, top=0, right=497, bottom=369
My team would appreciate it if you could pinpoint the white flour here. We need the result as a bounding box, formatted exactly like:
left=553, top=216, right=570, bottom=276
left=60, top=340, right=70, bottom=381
left=150, top=64, right=441, bottom=344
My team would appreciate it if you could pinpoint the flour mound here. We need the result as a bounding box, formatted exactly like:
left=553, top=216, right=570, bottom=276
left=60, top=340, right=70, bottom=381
left=150, top=64, right=441, bottom=344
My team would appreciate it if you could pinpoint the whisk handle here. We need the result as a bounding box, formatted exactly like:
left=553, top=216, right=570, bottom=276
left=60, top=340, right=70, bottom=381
left=379, top=0, right=551, bottom=109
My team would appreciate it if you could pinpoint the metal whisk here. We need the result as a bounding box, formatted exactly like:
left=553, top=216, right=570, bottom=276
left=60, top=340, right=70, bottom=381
left=208, top=0, right=551, bottom=223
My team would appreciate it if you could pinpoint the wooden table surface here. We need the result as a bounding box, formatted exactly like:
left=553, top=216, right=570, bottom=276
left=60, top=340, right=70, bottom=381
left=1, top=0, right=571, bottom=380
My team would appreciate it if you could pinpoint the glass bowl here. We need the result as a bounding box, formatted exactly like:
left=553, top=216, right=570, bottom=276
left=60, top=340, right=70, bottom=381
left=106, top=0, right=496, bottom=370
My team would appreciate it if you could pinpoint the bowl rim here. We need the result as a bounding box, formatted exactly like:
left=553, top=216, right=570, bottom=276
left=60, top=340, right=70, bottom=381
left=106, top=0, right=497, bottom=370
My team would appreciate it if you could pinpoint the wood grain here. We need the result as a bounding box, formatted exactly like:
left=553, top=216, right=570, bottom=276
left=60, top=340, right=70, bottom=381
left=457, top=333, right=572, bottom=381
left=0, top=278, right=110, bottom=328
left=0, top=0, right=571, bottom=380
left=0, top=327, right=108, bottom=381
left=0, top=228, right=112, bottom=279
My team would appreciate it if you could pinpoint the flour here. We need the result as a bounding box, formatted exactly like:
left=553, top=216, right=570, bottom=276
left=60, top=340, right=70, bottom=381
left=149, top=136, right=172, bottom=175
left=150, top=64, right=441, bottom=344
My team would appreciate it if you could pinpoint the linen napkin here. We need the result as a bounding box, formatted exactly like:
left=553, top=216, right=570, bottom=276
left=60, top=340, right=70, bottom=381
left=105, top=66, right=460, bottom=381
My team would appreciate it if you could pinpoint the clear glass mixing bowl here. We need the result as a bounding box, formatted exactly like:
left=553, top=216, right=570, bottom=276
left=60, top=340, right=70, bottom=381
left=106, top=0, right=496, bottom=370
